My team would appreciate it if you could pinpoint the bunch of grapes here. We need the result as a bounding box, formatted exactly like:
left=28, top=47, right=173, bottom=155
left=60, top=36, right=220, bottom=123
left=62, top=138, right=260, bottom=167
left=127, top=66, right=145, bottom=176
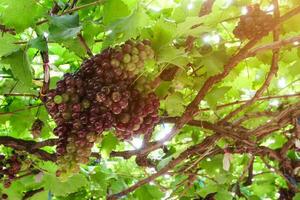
left=44, top=39, right=160, bottom=176
left=0, top=153, right=23, bottom=189
left=233, top=4, right=275, bottom=40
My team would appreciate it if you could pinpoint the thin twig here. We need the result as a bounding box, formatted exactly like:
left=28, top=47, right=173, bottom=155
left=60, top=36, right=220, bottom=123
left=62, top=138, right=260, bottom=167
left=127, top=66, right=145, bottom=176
left=3, top=93, right=38, bottom=98
left=0, top=105, right=42, bottom=116
left=78, top=33, right=93, bottom=57
left=40, top=42, right=50, bottom=97
left=23, top=188, right=44, bottom=200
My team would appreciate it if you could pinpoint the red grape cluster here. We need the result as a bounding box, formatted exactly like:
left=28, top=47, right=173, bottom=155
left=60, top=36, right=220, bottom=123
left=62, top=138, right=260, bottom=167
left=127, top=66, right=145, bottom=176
left=0, top=153, right=22, bottom=189
left=115, top=92, right=159, bottom=139
left=44, top=39, right=159, bottom=176
left=233, top=4, right=275, bottom=40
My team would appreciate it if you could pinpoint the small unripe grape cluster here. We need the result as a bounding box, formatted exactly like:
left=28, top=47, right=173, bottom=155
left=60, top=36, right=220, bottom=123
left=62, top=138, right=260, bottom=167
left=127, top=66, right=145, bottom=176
left=44, top=39, right=159, bottom=176
left=233, top=4, right=275, bottom=40
left=0, top=153, right=23, bottom=189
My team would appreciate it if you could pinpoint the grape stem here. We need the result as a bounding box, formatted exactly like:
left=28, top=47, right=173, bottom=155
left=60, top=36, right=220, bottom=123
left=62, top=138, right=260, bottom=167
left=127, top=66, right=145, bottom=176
left=78, top=33, right=93, bottom=57
left=22, top=188, right=44, bottom=200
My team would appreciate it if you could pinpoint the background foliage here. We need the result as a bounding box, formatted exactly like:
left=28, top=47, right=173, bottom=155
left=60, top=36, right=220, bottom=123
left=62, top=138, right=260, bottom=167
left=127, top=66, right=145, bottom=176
left=0, top=0, right=300, bottom=199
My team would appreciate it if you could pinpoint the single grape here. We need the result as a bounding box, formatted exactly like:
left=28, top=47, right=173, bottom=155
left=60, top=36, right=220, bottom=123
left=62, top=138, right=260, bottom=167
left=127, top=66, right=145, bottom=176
left=54, top=95, right=63, bottom=104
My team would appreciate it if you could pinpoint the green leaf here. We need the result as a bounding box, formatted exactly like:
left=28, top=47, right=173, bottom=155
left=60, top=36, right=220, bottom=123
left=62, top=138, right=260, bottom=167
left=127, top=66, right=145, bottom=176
left=62, top=39, right=86, bottom=58
left=110, top=179, right=127, bottom=193
left=1, top=50, right=33, bottom=88
left=250, top=183, right=275, bottom=196
left=176, top=16, right=210, bottom=37
left=29, top=190, right=49, bottom=200
left=198, top=183, right=219, bottom=197
left=215, top=189, right=233, bottom=200
left=106, top=8, right=151, bottom=44
left=101, top=132, right=119, bottom=158
left=134, top=185, right=164, bottom=200
left=0, top=34, right=20, bottom=57
left=157, top=156, right=172, bottom=170
left=29, top=36, right=48, bottom=52
left=152, top=19, right=176, bottom=50
left=205, top=86, right=231, bottom=110
left=48, top=14, right=82, bottom=42
left=42, top=173, right=88, bottom=196
left=0, top=0, right=44, bottom=32
left=283, top=13, right=300, bottom=33
left=201, top=51, right=228, bottom=76
left=289, top=60, right=300, bottom=76
left=155, top=81, right=171, bottom=98
left=293, top=193, right=300, bottom=200
left=157, top=46, right=189, bottom=67
left=103, top=0, right=130, bottom=25
left=165, top=92, right=185, bottom=116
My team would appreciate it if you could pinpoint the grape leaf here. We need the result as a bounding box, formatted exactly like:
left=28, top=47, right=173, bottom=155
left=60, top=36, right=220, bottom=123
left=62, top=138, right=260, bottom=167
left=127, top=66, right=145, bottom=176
left=101, top=132, right=119, bottom=158
left=151, top=19, right=176, bottom=50
left=165, top=92, right=185, bottom=116
left=215, top=189, right=233, bottom=200
left=205, top=86, right=231, bottom=110
left=29, top=190, right=49, bottom=200
left=48, top=14, right=82, bottom=42
left=1, top=50, right=33, bottom=88
left=29, top=36, right=48, bottom=52
left=42, top=174, right=88, bottom=196
left=106, top=8, right=151, bottom=44
left=157, top=46, right=189, bottom=67
left=155, top=81, right=171, bottom=98
left=201, top=51, right=228, bottom=76
left=289, top=60, right=300, bottom=76
left=0, top=0, right=44, bottom=32
left=103, top=0, right=130, bottom=25
left=134, top=184, right=164, bottom=200
left=294, top=193, right=300, bottom=200
left=0, top=34, right=20, bottom=57
left=176, top=16, right=210, bottom=37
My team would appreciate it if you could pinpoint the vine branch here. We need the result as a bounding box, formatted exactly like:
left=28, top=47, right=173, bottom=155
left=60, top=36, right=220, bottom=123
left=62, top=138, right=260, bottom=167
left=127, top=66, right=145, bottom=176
left=219, top=0, right=281, bottom=123
left=0, top=136, right=56, bottom=161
